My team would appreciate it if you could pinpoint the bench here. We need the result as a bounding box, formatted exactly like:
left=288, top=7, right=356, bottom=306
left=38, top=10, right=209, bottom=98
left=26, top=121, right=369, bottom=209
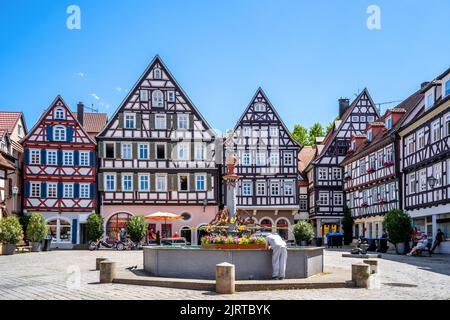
left=15, top=241, right=32, bottom=253
left=416, top=241, right=432, bottom=257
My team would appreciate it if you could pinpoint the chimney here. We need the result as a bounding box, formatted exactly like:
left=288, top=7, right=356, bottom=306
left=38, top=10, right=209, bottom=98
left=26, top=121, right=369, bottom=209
left=77, top=102, right=84, bottom=126
left=421, top=81, right=430, bottom=89
left=339, top=98, right=350, bottom=117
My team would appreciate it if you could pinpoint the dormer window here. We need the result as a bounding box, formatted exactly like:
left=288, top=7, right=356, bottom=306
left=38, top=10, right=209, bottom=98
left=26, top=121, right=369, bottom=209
left=351, top=140, right=355, bottom=150
left=54, top=126, right=66, bottom=141
left=152, top=90, right=164, bottom=107
left=426, top=93, right=433, bottom=109
left=385, top=116, right=392, bottom=130
left=254, top=102, right=266, bottom=112
left=55, top=108, right=65, bottom=120
left=124, top=113, right=136, bottom=129
left=154, top=68, right=162, bottom=79
left=367, top=129, right=373, bottom=142
left=445, top=80, right=450, bottom=97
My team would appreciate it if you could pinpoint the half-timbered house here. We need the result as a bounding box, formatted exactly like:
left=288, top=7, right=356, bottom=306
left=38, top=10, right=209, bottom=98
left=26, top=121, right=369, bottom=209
left=399, top=67, right=450, bottom=253
left=0, top=112, right=27, bottom=216
left=22, top=97, right=103, bottom=248
left=341, top=89, right=424, bottom=239
left=96, top=56, right=221, bottom=245
left=305, top=89, right=380, bottom=237
left=224, top=88, right=302, bottom=240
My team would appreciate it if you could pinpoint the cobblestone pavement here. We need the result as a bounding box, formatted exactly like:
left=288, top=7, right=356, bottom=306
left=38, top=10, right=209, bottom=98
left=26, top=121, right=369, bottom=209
left=0, top=248, right=449, bottom=300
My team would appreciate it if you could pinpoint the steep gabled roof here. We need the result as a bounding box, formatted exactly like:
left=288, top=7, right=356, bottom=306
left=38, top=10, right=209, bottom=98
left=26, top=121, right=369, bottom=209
left=233, top=87, right=302, bottom=148
left=0, top=112, right=26, bottom=134
left=73, top=112, right=108, bottom=135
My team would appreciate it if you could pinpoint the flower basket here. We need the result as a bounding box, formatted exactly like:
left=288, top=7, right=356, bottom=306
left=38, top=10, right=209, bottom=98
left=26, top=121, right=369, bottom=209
left=378, top=198, right=385, bottom=203
left=383, top=161, right=393, bottom=168
left=367, top=168, right=375, bottom=173
left=201, top=243, right=267, bottom=250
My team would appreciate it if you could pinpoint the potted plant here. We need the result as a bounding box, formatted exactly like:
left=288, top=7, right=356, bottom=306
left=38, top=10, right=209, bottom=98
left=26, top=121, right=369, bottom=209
left=26, top=213, right=48, bottom=252
left=383, top=161, right=393, bottom=167
left=0, top=216, right=23, bottom=255
left=87, top=213, right=104, bottom=243
left=293, top=220, right=314, bottom=246
left=383, top=209, right=412, bottom=254
left=126, top=216, right=147, bottom=249
left=367, top=167, right=375, bottom=173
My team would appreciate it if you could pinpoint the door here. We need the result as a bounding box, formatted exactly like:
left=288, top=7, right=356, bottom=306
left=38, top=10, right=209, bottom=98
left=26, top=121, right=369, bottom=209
left=79, top=223, right=88, bottom=244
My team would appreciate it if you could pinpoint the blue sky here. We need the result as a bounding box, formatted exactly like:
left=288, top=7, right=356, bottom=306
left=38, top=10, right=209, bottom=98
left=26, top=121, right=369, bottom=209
left=1, top=0, right=449, bottom=134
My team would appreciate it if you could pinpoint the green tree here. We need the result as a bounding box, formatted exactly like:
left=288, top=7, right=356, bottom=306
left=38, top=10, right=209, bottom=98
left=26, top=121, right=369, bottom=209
left=292, top=124, right=309, bottom=146
left=26, top=213, right=48, bottom=242
left=0, top=216, right=23, bottom=245
left=326, top=116, right=340, bottom=134
left=308, top=123, right=324, bottom=146
left=126, top=216, right=147, bottom=243
left=342, top=205, right=354, bottom=245
left=293, top=220, right=315, bottom=244
left=87, top=213, right=104, bottom=242
left=383, top=209, right=412, bottom=254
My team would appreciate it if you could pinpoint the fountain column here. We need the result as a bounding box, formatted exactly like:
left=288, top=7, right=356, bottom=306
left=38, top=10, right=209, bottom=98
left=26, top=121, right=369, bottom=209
left=223, top=154, right=241, bottom=235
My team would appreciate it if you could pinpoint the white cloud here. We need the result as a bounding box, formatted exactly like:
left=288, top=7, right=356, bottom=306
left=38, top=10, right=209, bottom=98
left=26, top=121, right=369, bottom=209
left=90, top=93, right=100, bottom=101
left=115, top=87, right=123, bottom=92
left=74, top=72, right=85, bottom=77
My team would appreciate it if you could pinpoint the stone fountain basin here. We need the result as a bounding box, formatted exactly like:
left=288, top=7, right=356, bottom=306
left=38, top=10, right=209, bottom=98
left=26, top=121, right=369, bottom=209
left=143, top=246, right=324, bottom=280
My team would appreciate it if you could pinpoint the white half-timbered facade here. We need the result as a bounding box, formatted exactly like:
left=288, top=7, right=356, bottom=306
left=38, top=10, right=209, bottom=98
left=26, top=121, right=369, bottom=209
left=97, top=56, right=222, bottom=245
left=224, top=88, right=302, bottom=240
left=306, top=89, right=380, bottom=237
left=21, top=96, right=99, bottom=248
left=400, top=67, right=450, bottom=253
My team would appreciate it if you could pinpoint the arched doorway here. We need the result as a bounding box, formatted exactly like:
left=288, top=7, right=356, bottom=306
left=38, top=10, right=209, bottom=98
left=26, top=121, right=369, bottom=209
left=197, top=224, right=208, bottom=245
left=276, top=218, right=289, bottom=240
left=260, top=218, right=273, bottom=232
left=106, top=213, right=132, bottom=240
left=180, top=227, right=192, bottom=245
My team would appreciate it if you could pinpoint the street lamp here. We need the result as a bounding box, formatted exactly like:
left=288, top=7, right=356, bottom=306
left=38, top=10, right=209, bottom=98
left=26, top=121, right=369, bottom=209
left=427, top=176, right=437, bottom=188
left=202, top=198, right=208, bottom=212
left=12, top=186, right=19, bottom=214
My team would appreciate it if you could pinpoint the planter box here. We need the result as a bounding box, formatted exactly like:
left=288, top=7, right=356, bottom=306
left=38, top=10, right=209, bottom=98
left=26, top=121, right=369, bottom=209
left=201, top=243, right=267, bottom=250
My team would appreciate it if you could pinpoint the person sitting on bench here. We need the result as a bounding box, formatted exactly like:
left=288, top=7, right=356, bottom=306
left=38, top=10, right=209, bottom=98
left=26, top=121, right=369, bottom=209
left=406, top=234, right=428, bottom=256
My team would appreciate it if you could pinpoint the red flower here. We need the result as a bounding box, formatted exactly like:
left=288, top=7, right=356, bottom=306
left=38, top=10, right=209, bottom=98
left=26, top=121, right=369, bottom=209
left=368, top=167, right=375, bottom=173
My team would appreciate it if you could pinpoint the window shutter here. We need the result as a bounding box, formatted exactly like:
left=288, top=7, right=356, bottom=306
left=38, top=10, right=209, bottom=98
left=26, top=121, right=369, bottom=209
left=167, top=143, right=173, bottom=159
left=189, top=174, right=196, bottom=192
left=214, top=139, right=223, bottom=163
left=150, top=114, right=156, bottom=130
left=98, top=142, right=104, bottom=159
left=172, top=143, right=178, bottom=160
left=57, top=183, right=63, bottom=198
left=115, top=142, right=121, bottom=159
left=150, top=174, right=155, bottom=192
left=116, top=174, right=122, bottom=192
left=189, top=114, right=194, bottom=130
left=132, top=143, right=138, bottom=159
left=90, top=151, right=95, bottom=166
left=41, top=149, right=46, bottom=165
left=24, top=182, right=30, bottom=198
left=71, top=219, right=78, bottom=244
left=133, top=173, right=139, bottom=191
left=67, top=126, right=74, bottom=142
left=24, top=149, right=29, bottom=165
left=173, top=114, right=178, bottom=130
left=57, top=150, right=63, bottom=166
left=207, top=173, right=212, bottom=191
left=90, top=183, right=95, bottom=198
left=136, top=113, right=142, bottom=129
left=118, top=113, right=124, bottom=129
left=74, top=183, right=80, bottom=198
left=45, top=125, right=53, bottom=141
left=206, top=143, right=213, bottom=162
left=98, top=173, right=104, bottom=191
left=190, top=142, right=195, bottom=161
left=41, top=182, right=47, bottom=199
left=150, top=142, right=155, bottom=160
left=167, top=174, right=174, bottom=191
left=74, top=150, right=79, bottom=166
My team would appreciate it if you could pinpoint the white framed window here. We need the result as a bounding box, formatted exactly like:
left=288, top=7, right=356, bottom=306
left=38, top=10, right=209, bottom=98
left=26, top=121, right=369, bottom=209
left=195, top=174, right=206, bottom=191
left=445, top=114, right=450, bottom=136
left=156, top=174, right=167, bottom=192
left=243, top=127, right=251, bottom=137
left=54, top=126, right=66, bottom=141
left=334, top=192, right=343, bottom=206
left=426, top=93, right=433, bottom=109
left=122, top=174, right=133, bottom=191
left=409, top=173, right=416, bottom=194
left=178, top=175, right=188, bottom=191
left=385, top=116, right=392, bottom=130
left=55, top=107, right=65, bottom=120
left=417, top=128, right=425, bottom=150
left=178, top=114, right=189, bottom=129
left=256, top=153, right=266, bottom=166
left=242, top=182, right=252, bottom=196
left=367, top=116, right=375, bottom=123
left=177, top=143, right=189, bottom=160
left=318, top=192, right=329, bottom=206
left=254, top=102, right=266, bottom=112
left=351, top=140, right=356, bottom=150
left=30, top=149, right=41, bottom=165
left=80, top=184, right=90, bottom=198
left=121, top=143, right=132, bottom=159
left=63, top=183, right=74, bottom=198
left=140, top=89, right=148, bottom=102
left=242, top=153, right=251, bottom=166
left=332, top=168, right=341, bottom=180
left=152, top=90, right=164, bottom=107
left=352, top=116, right=359, bottom=122
left=79, top=151, right=89, bottom=166
left=299, top=199, right=307, bottom=211
left=105, top=174, right=116, bottom=191
left=270, top=182, right=280, bottom=196
left=283, top=153, right=293, bottom=166
left=270, top=153, right=279, bottom=166
left=445, top=80, right=450, bottom=97
left=167, top=91, right=175, bottom=102
left=195, top=143, right=205, bottom=161
left=420, top=169, right=427, bottom=191
left=385, top=147, right=393, bottom=163
left=153, top=68, right=162, bottom=79
left=156, top=143, right=166, bottom=160
left=139, top=143, right=149, bottom=159
left=47, top=183, right=57, bottom=198
left=30, top=182, right=41, bottom=197
left=407, top=135, right=415, bottom=155
left=367, top=129, right=373, bottom=141
left=256, top=182, right=266, bottom=196
left=63, top=151, right=73, bottom=166
left=433, top=163, right=442, bottom=187
left=319, top=168, right=328, bottom=180
left=155, top=114, right=166, bottom=129
left=124, top=113, right=136, bottom=129
left=431, top=120, right=441, bottom=143
left=269, top=127, right=278, bottom=137
left=139, top=175, right=149, bottom=192
left=284, top=182, right=294, bottom=196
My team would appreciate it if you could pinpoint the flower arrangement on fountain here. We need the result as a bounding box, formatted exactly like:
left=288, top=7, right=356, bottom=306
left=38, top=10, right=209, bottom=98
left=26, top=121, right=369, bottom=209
left=201, top=234, right=267, bottom=249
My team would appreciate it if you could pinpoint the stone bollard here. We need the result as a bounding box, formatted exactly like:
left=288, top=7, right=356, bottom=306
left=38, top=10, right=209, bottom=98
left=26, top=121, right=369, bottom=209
left=96, top=258, right=108, bottom=270
left=363, top=259, right=378, bottom=274
left=216, top=262, right=235, bottom=294
left=100, top=261, right=117, bottom=284
left=351, top=263, right=370, bottom=288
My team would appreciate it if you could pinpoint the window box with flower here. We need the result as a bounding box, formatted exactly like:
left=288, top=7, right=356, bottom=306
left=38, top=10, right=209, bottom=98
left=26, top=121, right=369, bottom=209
left=383, top=161, right=394, bottom=168
left=378, top=198, right=385, bottom=203
left=201, top=235, right=267, bottom=249
left=367, top=167, right=375, bottom=173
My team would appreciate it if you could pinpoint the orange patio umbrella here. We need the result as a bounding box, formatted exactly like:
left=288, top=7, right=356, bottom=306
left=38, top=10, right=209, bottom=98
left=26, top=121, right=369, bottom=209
left=144, top=212, right=183, bottom=236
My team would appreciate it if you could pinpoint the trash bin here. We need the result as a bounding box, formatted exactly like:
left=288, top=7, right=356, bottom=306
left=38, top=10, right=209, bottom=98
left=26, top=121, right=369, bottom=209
left=368, top=238, right=377, bottom=252
left=326, top=233, right=344, bottom=248
left=314, top=237, right=323, bottom=247
left=42, top=236, right=52, bottom=251
left=378, top=237, right=388, bottom=253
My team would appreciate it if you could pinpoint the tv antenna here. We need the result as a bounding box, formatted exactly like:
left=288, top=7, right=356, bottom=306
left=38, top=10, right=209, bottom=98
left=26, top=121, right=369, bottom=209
left=85, top=104, right=99, bottom=113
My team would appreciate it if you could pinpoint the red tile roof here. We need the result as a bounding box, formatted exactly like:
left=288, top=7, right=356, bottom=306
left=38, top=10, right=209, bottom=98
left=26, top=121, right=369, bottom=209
left=73, top=112, right=108, bottom=135
left=0, top=112, right=22, bottom=134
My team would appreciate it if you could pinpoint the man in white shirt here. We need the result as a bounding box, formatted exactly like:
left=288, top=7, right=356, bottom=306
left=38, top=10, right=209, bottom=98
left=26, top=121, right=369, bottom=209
left=266, top=232, right=288, bottom=280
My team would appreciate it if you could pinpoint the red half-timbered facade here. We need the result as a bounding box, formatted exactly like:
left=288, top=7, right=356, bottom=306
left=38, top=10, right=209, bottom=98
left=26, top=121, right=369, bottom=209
left=22, top=96, right=100, bottom=248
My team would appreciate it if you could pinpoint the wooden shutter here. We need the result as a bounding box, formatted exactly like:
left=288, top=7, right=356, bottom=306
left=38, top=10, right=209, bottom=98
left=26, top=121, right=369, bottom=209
left=116, top=174, right=122, bottom=192
left=206, top=143, right=213, bottom=162
left=189, top=174, right=196, bottom=192
left=150, top=114, right=155, bottom=130
left=136, top=113, right=142, bottom=129
left=133, top=173, right=139, bottom=191
left=67, top=126, right=74, bottom=142
left=189, top=114, right=194, bottom=130
left=214, top=139, right=223, bottom=163
left=166, top=114, right=173, bottom=130
left=173, top=114, right=178, bottom=130
left=207, top=173, right=212, bottom=191
left=115, top=142, right=121, bottom=159
left=118, top=113, right=124, bottom=129
left=168, top=174, right=177, bottom=191
left=167, top=143, right=173, bottom=159
left=132, top=143, right=138, bottom=159
left=150, top=174, right=155, bottom=192
left=191, top=142, right=195, bottom=161
left=150, top=142, right=156, bottom=160
left=98, top=173, right=104, bottom=191
left=98, top=142, right=104, bottom=158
